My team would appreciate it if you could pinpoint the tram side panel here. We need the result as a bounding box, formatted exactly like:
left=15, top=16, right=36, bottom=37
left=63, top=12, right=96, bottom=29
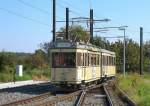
left=101, top=52, right=116, bottom=78
left=76, top=50, right=101, bottom=84
left=84, top=67, right=101, bottom=83
left=107, top=56, right=116, bottom=77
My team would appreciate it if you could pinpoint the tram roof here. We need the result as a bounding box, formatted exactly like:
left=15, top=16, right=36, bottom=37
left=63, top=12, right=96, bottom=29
left=50, top=40, right=115, bottom=55
left=101, top=49, right=115, bottom=55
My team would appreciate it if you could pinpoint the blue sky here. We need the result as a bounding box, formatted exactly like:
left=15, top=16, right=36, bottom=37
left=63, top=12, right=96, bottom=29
left=0, top=0, right=150, bottom=53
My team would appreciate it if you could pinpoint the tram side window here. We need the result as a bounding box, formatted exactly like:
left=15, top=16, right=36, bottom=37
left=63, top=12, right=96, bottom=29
left=82, top=53, right=85, bottom=66
left=104, top=56, right=106, bottom=66
left=96, top=54, right=99, bottom=65
left=84, top=53, right=88, bottom=66
left=52, top=52, right=76, bottom=68
left=111, top=57, right=113, bottom=66
left=83, top=53, right=87, bottom=66
left=102, top=55, right=105, bottom=66
left=85, top=53, right=88, bottom=66
left=106, top=56, right=108, bottom=66
left=91, top=54, right=94, bottom=65
left=109, top=56, right=111, bottom=65
left=94, top=55, right=96, bottom=65
left=109, top=56, right=112, bottom=66
left=105, top=56, right=107, bottom=66
left=99, top=55, right=101, bottom=65
left=91, top=54, right=97, bottom=66
left=113, top=57, right=114, bottom=66
left=77, top=53, right=82, bottom=66
left=88, top=53, right=90, bottom=66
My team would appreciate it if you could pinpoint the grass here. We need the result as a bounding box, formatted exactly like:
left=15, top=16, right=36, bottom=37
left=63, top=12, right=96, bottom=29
left=15, top=74, right=32, bottom=81
left=0, top=68, right=51, bottom=82
left=117, top=73, right=150, bottom=106
left=26, top=68, right=50, bottom=80
left=0, top=73, right=13, bottom=82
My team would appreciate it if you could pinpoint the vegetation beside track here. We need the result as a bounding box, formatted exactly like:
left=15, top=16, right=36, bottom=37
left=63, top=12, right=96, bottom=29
left=0, top=51, right=50, bottom=82
left=0, top=69, right=50, bottom=82
left=117, top=73, right=150, bottom=106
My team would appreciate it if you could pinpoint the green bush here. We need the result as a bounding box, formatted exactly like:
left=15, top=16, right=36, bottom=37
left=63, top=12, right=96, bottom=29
left=22, top=68, right=50, bottom=80
left=0, top=68, right=50, bottom=82
left=0, top=73, right=13, bottom=82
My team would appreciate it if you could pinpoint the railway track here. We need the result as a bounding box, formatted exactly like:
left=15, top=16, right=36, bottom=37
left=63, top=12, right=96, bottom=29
left=0, top=89, right=81, bottom=106
left=0, top=92, right=51, bottom=106
left=75, top=84, right=112, bottom=106
left=104, top=81, right=136, bottom=106
left=0, top=82, right=136, bottom=106
left=75, top=82, right=136, bottom=106
left=0, top=82, right=52, bottom=105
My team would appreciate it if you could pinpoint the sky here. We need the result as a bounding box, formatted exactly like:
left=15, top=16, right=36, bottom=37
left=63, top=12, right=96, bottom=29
left=0, top=0, right=150, bottom=53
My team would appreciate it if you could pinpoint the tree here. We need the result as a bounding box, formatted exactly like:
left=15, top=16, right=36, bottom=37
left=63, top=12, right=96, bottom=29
left=110, top=40, right=123, bottom=72
left=143, top=41, right=150, bottom=72
left=110, top=39, right=140, bottom=72
left=93, top=36, right=111, bottom=50
left=25, top=49, right=48, bottom=70
left=126, top=39, right=140, bottom=72
left=0, top=52, right=17, bottom=73
left=57, top=25, right=90, bottom=43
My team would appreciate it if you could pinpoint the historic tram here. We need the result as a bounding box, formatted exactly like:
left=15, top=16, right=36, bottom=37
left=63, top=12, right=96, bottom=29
left=50, top=40, right=116, bottom=88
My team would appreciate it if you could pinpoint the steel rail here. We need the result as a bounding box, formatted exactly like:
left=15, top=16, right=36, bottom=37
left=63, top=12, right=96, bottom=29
left=74, top=84, right=104, bottom=106
left=39, top=84, right=104, bottom=106
left=0, top=92, right=51, bottom=106
left=0, top=90, right=82, bottom=106
left=38, top=90, right=82, bottom=106
left=74, top=90, right=86, bottom=106
left=115, top=86, right=137, bottom=106
left=105, top=81, right=136, bottom=106
left=103, top=84, right=114, bottom=106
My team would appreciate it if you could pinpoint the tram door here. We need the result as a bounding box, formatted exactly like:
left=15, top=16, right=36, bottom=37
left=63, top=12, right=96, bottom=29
left=91, top=54, right=96, bottom=79
left=82, top=53, right=86, bottom=81
left=102, top=55, right=107, bottom=77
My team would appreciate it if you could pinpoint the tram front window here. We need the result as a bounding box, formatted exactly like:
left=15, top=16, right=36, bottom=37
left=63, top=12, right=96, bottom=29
left=52, top=52, right=76, bottom=68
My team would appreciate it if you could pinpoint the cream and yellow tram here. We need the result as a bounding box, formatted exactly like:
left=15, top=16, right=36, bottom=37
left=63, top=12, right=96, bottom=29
left=50, top=40, right=116, bottom=88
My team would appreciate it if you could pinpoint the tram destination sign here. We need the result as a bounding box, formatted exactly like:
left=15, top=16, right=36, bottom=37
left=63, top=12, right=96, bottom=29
left=56, top=42, right=72, bottom=48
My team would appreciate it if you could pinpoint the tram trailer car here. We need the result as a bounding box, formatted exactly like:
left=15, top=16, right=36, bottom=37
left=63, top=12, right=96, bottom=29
left=50, top=40, right=116, bottom=88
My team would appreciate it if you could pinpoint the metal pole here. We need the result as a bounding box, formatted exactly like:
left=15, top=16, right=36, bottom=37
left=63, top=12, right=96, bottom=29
left=53, top=0, right=56, bottom=42
left=123, top=29, right=126, bottom=77
left=66, top=8, right=69, bottom=40
left=90, top=9, right=93, bottom=43
left=13, top=69, right=16, bottom=84
left=140, top=27, right=143, bottom=75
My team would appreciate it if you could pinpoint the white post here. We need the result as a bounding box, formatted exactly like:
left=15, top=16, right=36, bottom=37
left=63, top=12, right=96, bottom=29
left=16, top=65, right=23, bottom=77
